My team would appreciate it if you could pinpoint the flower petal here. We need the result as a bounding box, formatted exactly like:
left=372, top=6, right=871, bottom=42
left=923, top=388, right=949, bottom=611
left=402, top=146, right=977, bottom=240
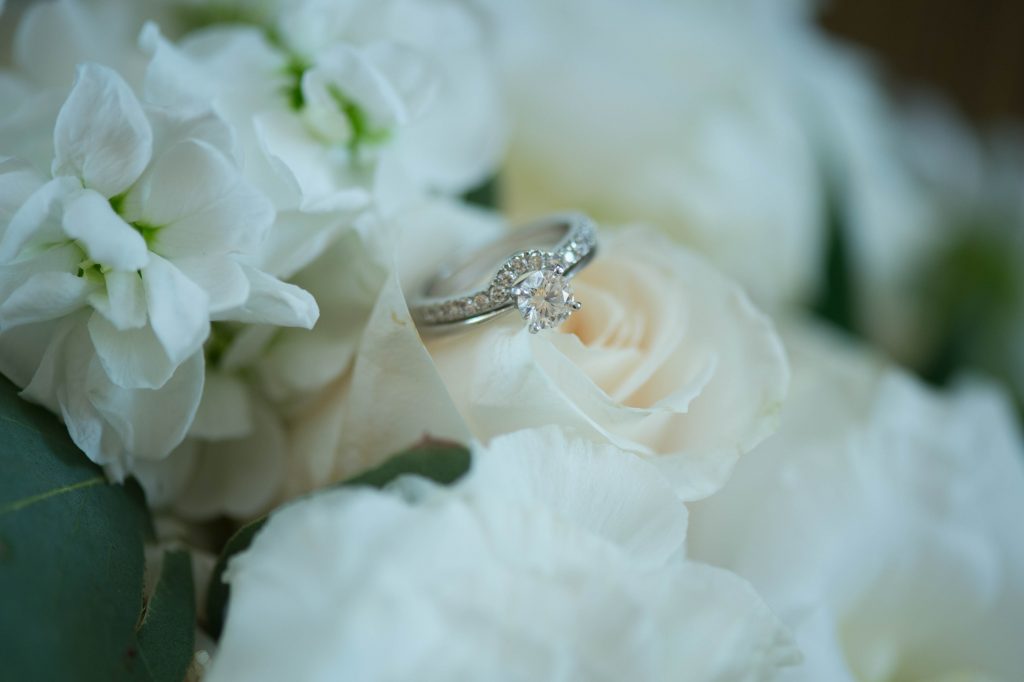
left=52, top=63, right=152, bottom=197
left=0, top=318, right=59, bottom=389
left=87, top=313, right=178, bottom=389
left=173, top=400, right=287, bottom=520
left=0, top=175, right=79, bottom=263
left=0, top=87, right=65, bottom=174
left=88, top=348, right=205, bottom=460
left=125, top=139, right=274, bottom=260
left=252, top=110, right=371, bottom=214
left=219, top=265, right=318, bottom=328
left=123, top=137, right=243, bottom=229
left=61, top=188, right=150, bottom=271
left=0, top=242, right=82, bottom=307
left=467, top=428, right=689, bottom=568
left=0, top=271, right=92, bottom=330
left=170, top=255, right=250, bottom=315
left=131, top=438, right=199, bottom=510
left=89, top=269, right=147, bottom=330
left=142, top=254, right=210, bottom=367
left=12, top=0, right=145, bottom=90
left=188, top=371, right=252, bottom=441
left=0, top=157, right=45, bottom=227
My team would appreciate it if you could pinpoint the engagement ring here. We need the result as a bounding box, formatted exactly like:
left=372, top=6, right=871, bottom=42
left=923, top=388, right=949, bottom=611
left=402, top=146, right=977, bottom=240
left=411, top=212, right=597, bottom=334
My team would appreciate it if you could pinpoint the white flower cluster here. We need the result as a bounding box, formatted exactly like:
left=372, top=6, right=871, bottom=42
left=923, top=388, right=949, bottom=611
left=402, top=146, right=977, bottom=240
left=1, top=0, right=1023, bottom=679
left=0, top=0, right=502, bottom=512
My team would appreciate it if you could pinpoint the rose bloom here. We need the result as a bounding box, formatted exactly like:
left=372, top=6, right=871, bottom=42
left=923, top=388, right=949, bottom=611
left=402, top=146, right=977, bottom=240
left=687, top=322, right=1024, bottom=681
left=286, top=200, right=788, bottom=501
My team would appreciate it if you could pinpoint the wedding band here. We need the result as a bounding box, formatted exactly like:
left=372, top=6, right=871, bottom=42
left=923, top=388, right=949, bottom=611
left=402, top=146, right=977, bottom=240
left=411, top=212, right=597, bottom=334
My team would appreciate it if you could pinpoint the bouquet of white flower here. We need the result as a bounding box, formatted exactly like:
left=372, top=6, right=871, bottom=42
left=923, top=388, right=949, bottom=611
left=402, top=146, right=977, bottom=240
left=1, top=1, right=1022, bottom=681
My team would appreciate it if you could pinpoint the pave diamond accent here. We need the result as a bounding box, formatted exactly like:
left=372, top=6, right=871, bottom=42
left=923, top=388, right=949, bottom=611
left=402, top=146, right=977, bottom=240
left=513, top=268, right=579, bottom=333
left=412, top=213, right=596, bottom=329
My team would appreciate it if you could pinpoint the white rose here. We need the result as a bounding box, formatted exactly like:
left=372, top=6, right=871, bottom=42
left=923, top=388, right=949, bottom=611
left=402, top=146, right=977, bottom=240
left=687, top=322, right=1024, bottom=681
left=209, top=428, right=798, bottom=681
left=482, top=0, right=822, bottom=306
left=0, top=63, right=317, bottom=477
left=288, top=200, right=788, bottom=501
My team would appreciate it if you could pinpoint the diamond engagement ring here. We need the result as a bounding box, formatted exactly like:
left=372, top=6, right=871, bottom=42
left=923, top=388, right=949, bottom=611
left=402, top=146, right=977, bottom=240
left=411, top=212, right=598, bottom=334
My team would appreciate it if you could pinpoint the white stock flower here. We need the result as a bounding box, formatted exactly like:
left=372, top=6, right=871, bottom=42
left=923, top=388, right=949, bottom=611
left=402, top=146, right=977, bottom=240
left=483, top=0, right=823, bottom=306
left=687, top=323, right=1024, bottom=681
left=129, top=228, right=388, bottom=519
left=145, top=0, right=503, bottom=276
left=0, top=0, right=177, bottom=174
left=288, top=200, right=788, bottom=501
left=271, top=0, right=505, bottom=195
left=208, top=428, right=797, bottom=681
left=0, top=63, right=317, bottom=477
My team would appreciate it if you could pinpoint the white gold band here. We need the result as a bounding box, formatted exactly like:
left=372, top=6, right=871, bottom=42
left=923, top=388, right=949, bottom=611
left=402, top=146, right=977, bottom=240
left=411, top=212, right=597, bottom=332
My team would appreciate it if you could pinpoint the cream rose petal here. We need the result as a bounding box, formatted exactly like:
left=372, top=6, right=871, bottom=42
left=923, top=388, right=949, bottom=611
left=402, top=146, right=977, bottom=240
left=423, top=225, right=789, bottom=500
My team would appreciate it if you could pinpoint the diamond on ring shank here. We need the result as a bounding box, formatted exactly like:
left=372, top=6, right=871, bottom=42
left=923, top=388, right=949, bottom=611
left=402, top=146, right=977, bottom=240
left=514, top=268, right=578, bottom=333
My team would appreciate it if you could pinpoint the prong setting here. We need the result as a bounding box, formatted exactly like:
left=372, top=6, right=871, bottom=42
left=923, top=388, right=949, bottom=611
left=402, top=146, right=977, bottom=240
left=410, top=212, right=596, bottom=331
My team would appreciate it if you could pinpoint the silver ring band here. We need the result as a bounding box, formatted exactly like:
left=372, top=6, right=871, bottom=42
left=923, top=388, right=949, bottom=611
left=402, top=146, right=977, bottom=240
left=411, top=212, right=598, bottom=333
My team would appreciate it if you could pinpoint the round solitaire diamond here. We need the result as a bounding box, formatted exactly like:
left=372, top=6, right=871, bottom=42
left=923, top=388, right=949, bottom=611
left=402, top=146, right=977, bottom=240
left=513, top=269, right=580, bottom=333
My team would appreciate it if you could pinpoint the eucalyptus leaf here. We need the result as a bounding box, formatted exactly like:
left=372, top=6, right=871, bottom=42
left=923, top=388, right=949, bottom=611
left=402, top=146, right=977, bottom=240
left=0, top=377, right=194, bottom=681
left=205, top=441, right=471, bottom=638
left=136, top=550, right=196, bottom=682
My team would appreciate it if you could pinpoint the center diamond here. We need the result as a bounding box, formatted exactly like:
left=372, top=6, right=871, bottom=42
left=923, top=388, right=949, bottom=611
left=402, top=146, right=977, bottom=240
left=513, top=268, right=581, bottom=333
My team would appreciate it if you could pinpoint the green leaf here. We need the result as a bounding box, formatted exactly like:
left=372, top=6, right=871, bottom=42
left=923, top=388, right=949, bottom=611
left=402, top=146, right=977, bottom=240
left=204, top=520, right=264, bottom=641
left=462, top=174, right=500, bottom=210
left=342, top=440, right=472, bottom=489
left=0, top=377, right=194, bottom=681
left=205, top=440, right=471, bottom=638
left=812, top=180, right=857, bottom=333
left=136, top=551, right=196, bottom=682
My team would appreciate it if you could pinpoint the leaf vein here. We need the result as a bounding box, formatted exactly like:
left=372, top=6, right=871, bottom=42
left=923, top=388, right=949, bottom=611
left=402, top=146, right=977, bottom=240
left=0, top=476, right=105, bottom=517
left=0, top=414, right=40, bottom=434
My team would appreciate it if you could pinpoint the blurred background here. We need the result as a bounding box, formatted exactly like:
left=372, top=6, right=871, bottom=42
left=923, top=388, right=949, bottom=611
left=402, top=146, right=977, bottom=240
left=824, top=0, right=1024, bottom=125
left=820, top=0, right=1024, bottom=412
